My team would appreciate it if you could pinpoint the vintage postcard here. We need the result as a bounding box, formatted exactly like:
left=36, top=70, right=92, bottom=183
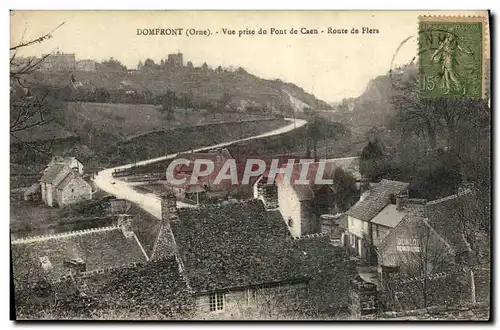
left=10, top=10, right=491, bottom=321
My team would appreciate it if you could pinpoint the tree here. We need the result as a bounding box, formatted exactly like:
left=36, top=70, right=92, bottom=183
left=219, top=92, right=231, bottom=111
left=97, top=57, right=127, bottom=72
left=10, top=21, right=66, bottom=156
left=381, top=217, right=462, bottom=311
left=155, top=90, right=178, bottom=118
left=143, top=58, right=157, bottom=70
left=331, top=168, right=359, bottom=212
left=359, top=139, right=395, bottom=182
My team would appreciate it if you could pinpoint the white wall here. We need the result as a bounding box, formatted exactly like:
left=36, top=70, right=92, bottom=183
left=347, top=216, right=370, bottom=239
left=277, top=180, right=301, bottom=238
left=347, top=215, right=371, bottom=257
left=193, top=283, right=308, bottom=320
left=41, top=182, right=46, bottom=203
left=46, top=183, right=53, bottom=207
left=60, top=178, right=92, bottom=206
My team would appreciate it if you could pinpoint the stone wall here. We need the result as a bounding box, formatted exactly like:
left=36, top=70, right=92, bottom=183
left=361, top=302, right=489, bottom=320
left=193, top=282, right=309, bottom=320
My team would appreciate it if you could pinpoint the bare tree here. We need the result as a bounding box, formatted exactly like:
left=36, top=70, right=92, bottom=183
left=382, top=219, right=459, bottom=310
left=10, top=20, right=66, bottom=155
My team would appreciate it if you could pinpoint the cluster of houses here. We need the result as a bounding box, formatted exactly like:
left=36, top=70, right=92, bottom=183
left=12, top=151, right=484, bottom=319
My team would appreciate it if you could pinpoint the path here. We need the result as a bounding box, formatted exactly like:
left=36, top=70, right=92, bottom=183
left=94, top=118, right=307, bottom=219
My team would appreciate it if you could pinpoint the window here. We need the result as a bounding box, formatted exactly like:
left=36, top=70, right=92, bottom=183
left=287, top=217, right=293, bottom=227
left=71, top=188, right=74, bottom=193
left=247, top=288, right=259, bottom=303
left=376, top=225, right=379, bottom=238
left=209, top=292, right=224, bottom=311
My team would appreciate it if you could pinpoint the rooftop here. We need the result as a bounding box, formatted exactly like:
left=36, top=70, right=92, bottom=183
left=75, top=257, right=194, bottom=318
left=40, top=163, right=72, bottom=185
left=345, top=179, right=409, bottom=222
left=56, top=171, right=79, bottom=190
left=11, top=226, right=148, bottom=285
left=171, top=199, right=308, bottom=293
left=426, top=191, right=476, bottom=255
left=371, top=200, right=426, bottom=228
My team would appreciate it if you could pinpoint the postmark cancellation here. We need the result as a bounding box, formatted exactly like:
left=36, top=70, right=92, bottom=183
left=418, top=15, right=489, bottom=99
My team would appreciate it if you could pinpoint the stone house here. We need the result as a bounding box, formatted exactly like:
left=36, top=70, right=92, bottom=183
left=40, top=163, right=92, bottom=207
left=254, top=159, right=361, bottom=239
left=11, top=214, right=149, bottom=288
left=170, top=148, right=234, bottom=193
left=46, top=156, right=84, bottom=175
left=344, top=179, right=409, bottom=260
left=166, top=197, right=310, bottom=319
left=273, top=161, right=338, bottom=238
left=372, top=191, right=484, bottom=311
left=375, top=209, right=455, bottom=274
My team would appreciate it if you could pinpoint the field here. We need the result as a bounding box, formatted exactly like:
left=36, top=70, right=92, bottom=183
left=60, top=102, right=272, bottom=140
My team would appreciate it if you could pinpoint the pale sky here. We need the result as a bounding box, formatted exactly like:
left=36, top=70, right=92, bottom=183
left=10, top=10, right=487, bottom=102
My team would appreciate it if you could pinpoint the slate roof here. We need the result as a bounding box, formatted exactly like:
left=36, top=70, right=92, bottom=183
left=171, top=199, right=308, bottom=293
left=345, top=179, right=409, bottom=222
left=74, top=257, right=194, bottom=318
left=370, top=200, right=426, bottom=229
left=40, top=163, right=72, bottom=185
left=56, top=172, right=77, bottom=190
left=293, top=239, right=356, bottom=310
left=426, top=191, right=475, bottom=254
left=11, top=226, right=148, bottom=285
left=293, top=184, right=316, bottom=201
left=276, top=161, right=338, bottom=201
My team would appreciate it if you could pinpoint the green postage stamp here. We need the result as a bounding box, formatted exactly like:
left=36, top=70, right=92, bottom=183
left=419, top=16, right=488, bottom=99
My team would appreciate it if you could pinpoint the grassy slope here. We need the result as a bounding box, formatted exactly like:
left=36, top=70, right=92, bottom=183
left=34, top=69, right=332, bottom=111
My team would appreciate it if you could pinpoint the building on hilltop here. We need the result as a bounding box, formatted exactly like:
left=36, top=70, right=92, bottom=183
left=39, top=51, right=76, bottom=71
left=167, top=52, right=183, bottom=67
left=76, top=59, right=97, bottom=71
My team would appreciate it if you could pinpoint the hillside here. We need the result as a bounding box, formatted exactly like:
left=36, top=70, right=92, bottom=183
left=335, top=63, right=418, bottom=133
left=32, top=66, right=332, bottom=114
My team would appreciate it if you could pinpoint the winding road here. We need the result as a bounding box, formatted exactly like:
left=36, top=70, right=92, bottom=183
left=94, top=118, right=307, bottom=219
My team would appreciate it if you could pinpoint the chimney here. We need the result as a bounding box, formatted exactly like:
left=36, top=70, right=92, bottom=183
left=395, top=193, right=408, bottom=211
left=257, top=176, right=279, bottom=209
left=118, top=214, right=134, bottom=238
left=63, top=258, right=86, bottom=273
left=161, top=189, right=178, bottom=223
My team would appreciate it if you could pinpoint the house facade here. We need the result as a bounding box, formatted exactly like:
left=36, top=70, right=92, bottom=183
left=55, top=173, right=92, bottom=206
left=40, top=159, right=91, bottom=207
left=344, top=179, right=410, bottom=260
left=192, top=280, right=309, bottom=320
left=167, top=195, right=311, bottom=319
